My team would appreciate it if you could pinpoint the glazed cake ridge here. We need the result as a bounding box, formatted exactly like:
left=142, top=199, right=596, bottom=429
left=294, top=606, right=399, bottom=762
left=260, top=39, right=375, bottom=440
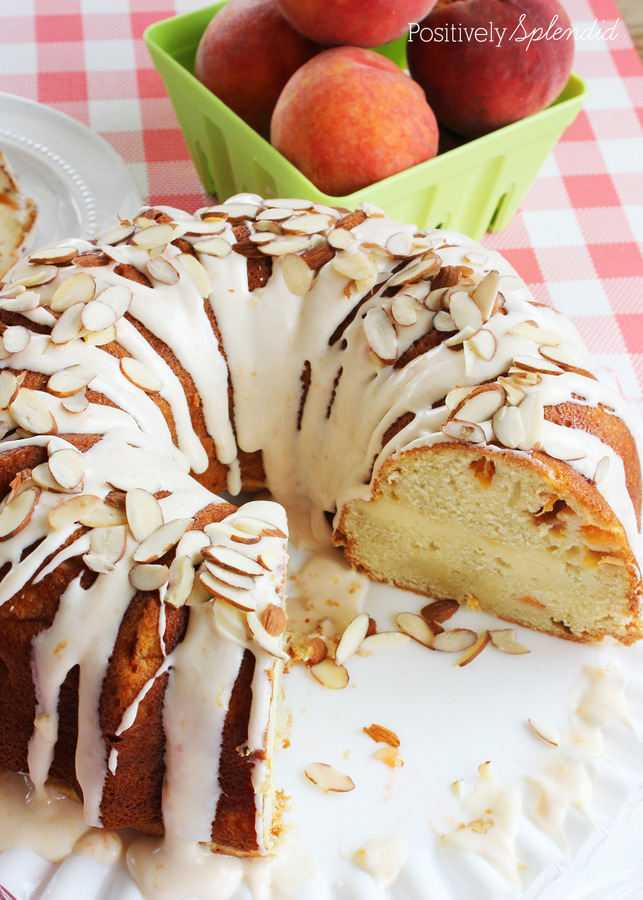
left=0, top=193, right=640, bottom=866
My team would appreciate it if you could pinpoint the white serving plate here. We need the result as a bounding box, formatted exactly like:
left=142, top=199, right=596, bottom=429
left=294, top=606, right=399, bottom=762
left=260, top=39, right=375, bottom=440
left=0, top=91, right=142, bottom=249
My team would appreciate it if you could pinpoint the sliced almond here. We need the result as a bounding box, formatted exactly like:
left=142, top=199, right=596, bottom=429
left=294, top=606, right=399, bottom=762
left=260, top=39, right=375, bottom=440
left=488, top=628, right=530, bottom=654
left=81, top=300, right=117, bottom=333
left=47, top=364, right=96, bottom=398
left=334, top=612, right=370, bottom=666
left=331, top=250, right=375, bottom=282
left=395, top=612, right=435, bottom=648
left=62, top=391, right=89, bottom=414
left=431, top=628, right=478, bottom=652
left=433, top=310, right=456, bottom=332
left=32, top=461, right=78, bottom=493
left=507, top=368, right=541, bottom=387
left=281, top=252, right=314, bottom=295
left=449, top=290, right=483, bottom=333
left=199, top=569, right=257, bottom=611
left=304, top=762, right=355, bottom=793
left=129, top=563, right=170, bottom=592
left=256, top=207, right=294, bottom=222
left=445, top=385, right=476, bottom=412
left=133, top=517, right=191, bottom=563
left=496, top=375, right=526, bottom=407
left=517, top=390, right=544, bottom=451
left=51, top=302, right=84, bottom=344
left=386, top=231, right=415, bottom=258
left=310, top=658, right=349, bottom=690
left=48, top=448, right=85, bottom=490
left=452, top=384, right=505, bottom=424
left=508, top=321, right=560, bottom=347
left=126, top=488, right=164, bottom=542
left=10, top=263, right=58, bottom=288
left=0, top=371, right=19, bottom=409
left=178, top=253, right=211, bottom=297
left=9, top=389, right=57, bottom=435
left=541, top=437, right=587, bottom=462
left=99, top=222, right=136, bottom=245
left=472, top=270, right=500, bottom=320
left=131, top=223, right=175, bottom=250
left=468, top=328, right=497, bottom=361
left=29, top=246, right=77, bottom=266
left=202, top=544, right=265, bottom=578
left=387, top=253, right=440, bottom=286
left=595, top=455, right=610, bottom=483
left=0, top=486, right=40, bottom=540
left=204, top=560, right=255, bottom=591
left=1, top=290, right=40, bottom=312
left=231, top=516, right=287, bottom=540
left=282, top=212, right=332, bottom=235
left=83, top=524, right=128, bottom=573
left=84, top=325, right=116, bottom=347
left=47, top=494, right=101, bottom=530
left=360, top=631, right=410, bottom=651
left=78, top=501, right=127, bottom=528
left=147, top=256, right=180, bottom=285
left=2, top=326, right=30, bottom=354
left=512, top=355, right=563, bottom=376
left=120, top=357, right=163, bottom=393
left=260, top=235, right=312, bottom=256
left=327, top=228, right=356, bottom=250
left=194, top=237, right=232, bottom=258
left=492, top=405, right=525, bottom=449
left=98, top=285, right=132, bottom=318
left=364, top=307, right=397, bottom=364
left=165, top=555, right=195, bottom=609
left=441, top=418, right=486, bottom=444
left=528, top=718, right=560, bottom=746
left=457, top=630, right=490, bottom=666
left=391, top=294, right=418, bottom=326
left=373, top=746, right=404, bottom=768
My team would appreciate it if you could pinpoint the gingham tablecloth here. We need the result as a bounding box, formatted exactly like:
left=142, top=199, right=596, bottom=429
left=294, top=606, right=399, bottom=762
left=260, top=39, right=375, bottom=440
left=0, top=0, right=641, bottom=390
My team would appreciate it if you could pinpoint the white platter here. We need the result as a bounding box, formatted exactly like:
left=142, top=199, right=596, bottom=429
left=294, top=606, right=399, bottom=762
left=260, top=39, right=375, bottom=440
left=0, top=91, right=142, bottom=250
left=0, top=554, right=643, bottom=900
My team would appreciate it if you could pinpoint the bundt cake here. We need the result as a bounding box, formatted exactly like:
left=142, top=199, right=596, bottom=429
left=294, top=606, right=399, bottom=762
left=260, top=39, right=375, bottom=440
left=0, top=150, right=37, bottom=279
left=0, top=194, right=640, bottom=860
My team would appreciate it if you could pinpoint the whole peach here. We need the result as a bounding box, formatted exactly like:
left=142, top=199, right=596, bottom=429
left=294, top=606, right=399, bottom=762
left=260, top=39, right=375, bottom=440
left=194, top=0, right=320, bottom=139
left=276, top=0, right=438, bottom=48
left=407, top=0, right=575, bottom=137
left=270, top=47, right=439, bottom=196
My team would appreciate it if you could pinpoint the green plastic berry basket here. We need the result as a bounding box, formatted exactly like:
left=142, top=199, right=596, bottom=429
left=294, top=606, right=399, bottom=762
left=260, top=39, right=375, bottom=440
left=144, top=1, right=587, bottom=239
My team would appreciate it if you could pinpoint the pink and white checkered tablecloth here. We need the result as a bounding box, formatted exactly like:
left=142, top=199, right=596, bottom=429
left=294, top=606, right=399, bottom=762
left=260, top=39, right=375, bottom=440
left=0, top=0, right=641, bottom=390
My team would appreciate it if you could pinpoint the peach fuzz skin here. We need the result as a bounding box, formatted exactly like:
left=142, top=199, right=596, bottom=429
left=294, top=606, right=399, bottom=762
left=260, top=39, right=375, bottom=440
left=270, top=47, right=439, bottom=197
left=194, top=0, right=320, bottom=139
left=276, top=0, right=438, bottom=48
left=407, top=0, right=575, bottom=138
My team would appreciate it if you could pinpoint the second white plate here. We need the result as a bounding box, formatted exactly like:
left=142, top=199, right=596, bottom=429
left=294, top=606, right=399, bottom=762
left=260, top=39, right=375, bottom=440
left=0, top=91, right=142, bottom=249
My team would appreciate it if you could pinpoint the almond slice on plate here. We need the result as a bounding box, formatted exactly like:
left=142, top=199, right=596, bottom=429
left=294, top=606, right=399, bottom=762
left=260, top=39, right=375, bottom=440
left=310, top=658, right=349, bottom=690
left=432, top=628, right=478, bottom=652
left=456, top=630, right=490, bottom=666
left=334, top=612, right=370, bottom=666
left=395, top=612, right=435, bottom=648
left=488, top=628, right=530, bottom=654
left=304, top=762, right=355, bottom=793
